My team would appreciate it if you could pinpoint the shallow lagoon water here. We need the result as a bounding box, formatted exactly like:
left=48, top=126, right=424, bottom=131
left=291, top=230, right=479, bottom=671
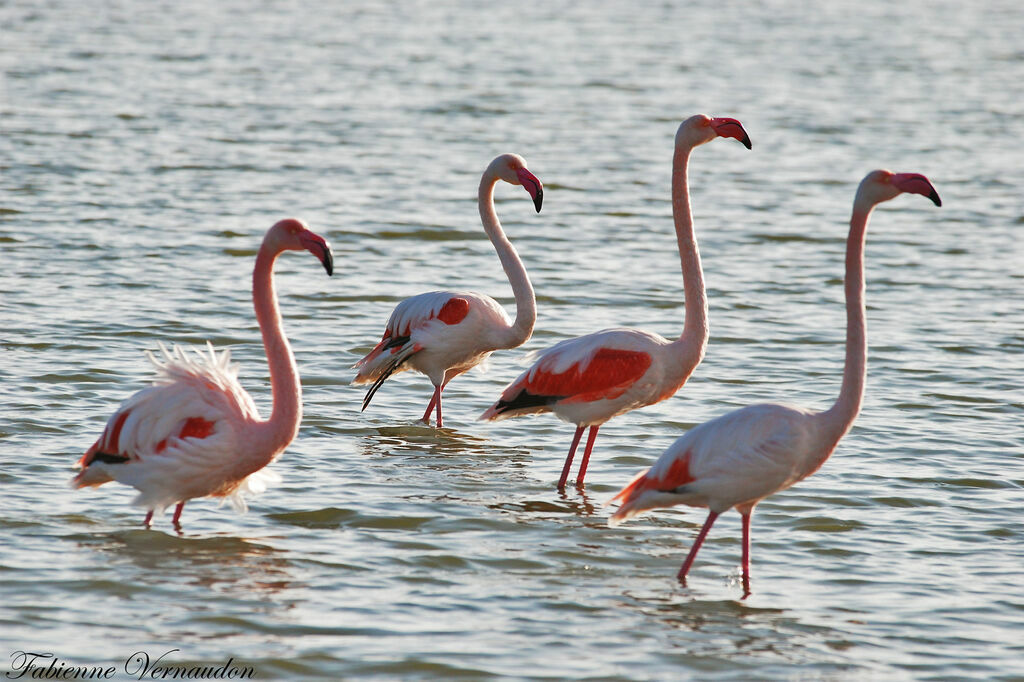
left=2, top=0, right=1023, bottom=679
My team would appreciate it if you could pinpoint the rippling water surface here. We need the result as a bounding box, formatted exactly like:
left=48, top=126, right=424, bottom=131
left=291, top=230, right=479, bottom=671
left=2, top=0, right=1023, bottom=679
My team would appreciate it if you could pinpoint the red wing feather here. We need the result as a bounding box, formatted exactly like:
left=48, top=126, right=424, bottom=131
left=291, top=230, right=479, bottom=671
left=78, top=413, right=217, bottom=467
left=358, top=295, right=471, bottom=370
left=436, top=297, right=470, bottom=325
left=77, top=409, right=132, bottom=468
left=649, top=452, right=695, bottom=490
left=523, top=348, right=652, bottom=401
left=393, top=296, right=470, bottom=336
left=609, top=451, right=694, bottom=506
left=178, top=417, right=215, bottom=440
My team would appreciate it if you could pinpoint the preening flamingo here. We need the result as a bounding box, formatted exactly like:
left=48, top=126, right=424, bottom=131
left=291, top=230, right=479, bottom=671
left=72, top=219, right=334, bottom=528
left=353, top=153, right=543, bottom=428
left=481, top=115, right=751, bottom=488
left=608, top=170, right=941, bottom=592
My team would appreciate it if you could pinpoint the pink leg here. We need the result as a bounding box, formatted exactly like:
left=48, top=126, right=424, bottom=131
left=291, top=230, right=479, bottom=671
left=557, top=426, right=586, bottom=489
left=143, top=510, right=154, bottom=528
left=677, top=510, right=720, bottom=583
left=434, top=385, right=443, bottom=428
left=740, top=511, right=752, bottom=597
left=421, top=390, right=439, bottom=424
left=574, top=426, right=601, bottom=488
left=171, top=502, right=185, bottom=528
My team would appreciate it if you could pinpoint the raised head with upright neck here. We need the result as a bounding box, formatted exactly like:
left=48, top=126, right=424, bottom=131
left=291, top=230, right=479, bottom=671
left=248, top=218, right=333, bottom=464
left=478, top=153, right=544, bottom=350
left=668, top=114, right=752, bottom=375
left=819, top=170, right=941, bottom=446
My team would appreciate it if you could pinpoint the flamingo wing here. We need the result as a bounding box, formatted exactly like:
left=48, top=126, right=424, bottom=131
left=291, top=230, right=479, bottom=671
left=353, top=291, right=473, bottom=383
left=484, top=330, right=655, bottom=419
left=608, top=403, right=818, bottom=525
left=74, top=343, right=264, bottom=513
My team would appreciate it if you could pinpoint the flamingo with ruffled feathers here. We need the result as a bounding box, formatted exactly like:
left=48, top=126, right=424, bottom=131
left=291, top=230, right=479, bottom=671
left=608, top=170, right=941, bottom=593
left=481, top=115, right=751, bottom=488
left=72, top=219, right=334, bottom=528
left=353, top=153, right=543, bottom=428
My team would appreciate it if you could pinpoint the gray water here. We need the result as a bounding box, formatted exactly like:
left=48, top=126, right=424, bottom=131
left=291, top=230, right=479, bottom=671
left=2, top=0, right=1023, bottom=679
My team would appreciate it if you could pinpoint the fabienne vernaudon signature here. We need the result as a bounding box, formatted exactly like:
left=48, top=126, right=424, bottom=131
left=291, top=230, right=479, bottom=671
left=7, top=651, right=255, bottom=680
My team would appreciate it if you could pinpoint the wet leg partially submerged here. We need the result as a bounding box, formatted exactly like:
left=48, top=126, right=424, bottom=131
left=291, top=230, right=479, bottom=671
left=557, top=426, right=586, bottom=489
left=172, top=501, right=186, bottom=529
left=677, top=510, right=720, bottom=583
left=740, top=511, right=752, bottom=597
left=574, top=426, right=600, bottom=488
left=421, top=389, right=439, bottom=424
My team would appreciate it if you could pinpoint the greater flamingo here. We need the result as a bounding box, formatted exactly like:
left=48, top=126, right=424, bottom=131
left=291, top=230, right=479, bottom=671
left=72, top=218, right=334, bottom=528
left=608, top=170, right=941, bottom=592
left=481, top=115, right=751, bottom=488
left=353, top=153, right=543, bottom=428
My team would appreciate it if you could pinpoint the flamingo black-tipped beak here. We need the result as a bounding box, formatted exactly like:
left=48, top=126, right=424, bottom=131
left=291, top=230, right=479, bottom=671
left=517, top=168, right=544, bottom=212
left=300, top=232, right=335, bottom=276
left=892, top=173, right=942, bottom=208
left=710, top=117, right=752, bottom=149
left=320, top=246, right=335, bottom=276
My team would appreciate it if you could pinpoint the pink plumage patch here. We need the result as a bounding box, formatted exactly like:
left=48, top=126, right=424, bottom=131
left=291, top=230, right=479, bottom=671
left=179, top=417, right=215, bottom=440
left=651, top=452, right=695, bottom=490
left=80, top=413, right=216, bottom=466
left=378, top=296, right=470, bottom=339
left=355, top=294, right=473, bottom=379
left=610, top=451, right=694, bottom=506
left=357, top=334, right=393, bottom=367
left=523, top=348, right=652, bottom=401
left=437, top=297, right=470, bottom=325
left=77, top=410, right=132, bottom=468
left=150, top=417, right=216, bottom=454
left=106, top=411, right=130, bottom=453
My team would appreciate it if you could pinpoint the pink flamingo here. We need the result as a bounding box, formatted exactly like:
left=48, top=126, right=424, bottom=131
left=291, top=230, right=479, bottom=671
left=353, top=153, right=543, bottom=428
left=480, top=115, right=751, bottom=488
left=608, top=170, right=941, bottom=592
left=72, top=219, right=334, bottom=528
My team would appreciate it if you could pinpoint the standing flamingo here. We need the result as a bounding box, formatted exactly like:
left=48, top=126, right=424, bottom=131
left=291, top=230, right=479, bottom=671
left=72, top=218, right=334, bottom=528
left=480, top=115, right=751, bottom=488
left=353, top=153, right=543, bottom=428
left=608, top=170, right=941, bottom=592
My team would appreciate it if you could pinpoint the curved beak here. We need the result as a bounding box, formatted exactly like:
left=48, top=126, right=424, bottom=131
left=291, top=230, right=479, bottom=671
left=300, top=231, right=335, bottom=276
left=892, top=173, right=942, bottom=207
left=710, top=117, right=752, bottom=150
left=516, top=168, right=544, bottom=213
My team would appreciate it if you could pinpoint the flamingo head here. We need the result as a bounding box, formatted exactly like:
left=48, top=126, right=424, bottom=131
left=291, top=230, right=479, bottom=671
left=489, top=153, right=544, bottom=213
left=268, top=218, right=335, bottom=276
left=855, top=170, right=942, bottom=210
left=677, top=114, right=752, bottom=150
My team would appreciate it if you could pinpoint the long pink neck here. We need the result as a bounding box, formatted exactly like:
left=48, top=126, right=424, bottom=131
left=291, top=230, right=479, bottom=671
left=669, top=145, right=709, bottom=359
left=820, top=205, right=870, bottom=441
left=479, top=172, right=535, bottom=349
left=249, top=241, right=301, bottom=457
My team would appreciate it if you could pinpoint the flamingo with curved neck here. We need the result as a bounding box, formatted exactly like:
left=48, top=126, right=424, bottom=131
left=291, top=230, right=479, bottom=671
left=73, top=218, right=334, bottom=528
left=481, top=115, right=751, bottom=489
left=354, top=153, right=543, bottom=428
left=608, top=170, right=941, bottom=594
